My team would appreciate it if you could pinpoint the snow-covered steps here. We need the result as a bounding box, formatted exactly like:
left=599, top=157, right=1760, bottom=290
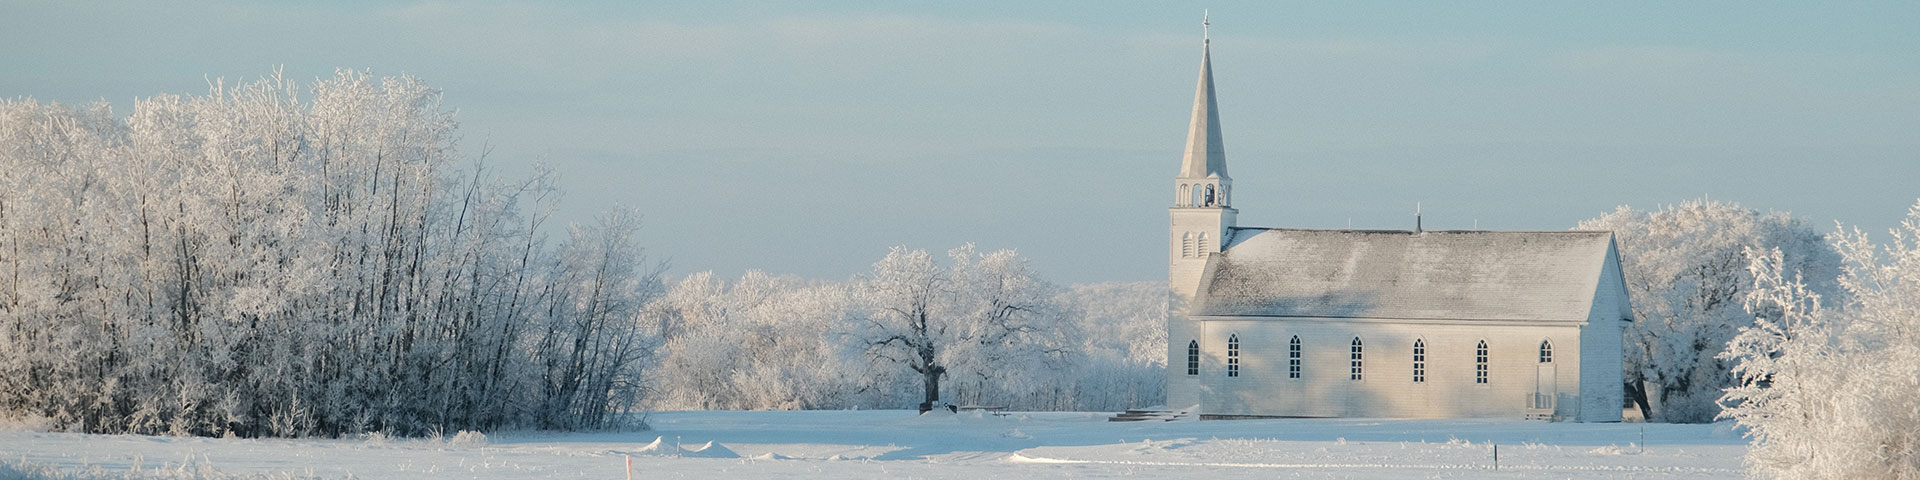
left=1107, top=409, right=1192, bottom=422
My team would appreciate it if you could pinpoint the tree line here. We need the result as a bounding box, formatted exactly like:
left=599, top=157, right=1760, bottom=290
left=0, top=71, right=1168, bottom=437
left=0, top=71, right=657, bottom=437
left=642, top=251, right=1165, bottom=414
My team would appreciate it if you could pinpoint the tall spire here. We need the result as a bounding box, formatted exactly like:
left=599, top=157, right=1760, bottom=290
left=1179, top=13, right=1228, bottom=180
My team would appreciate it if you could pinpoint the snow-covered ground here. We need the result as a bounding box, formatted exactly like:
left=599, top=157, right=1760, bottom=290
left=0, top=410, right=1747, bottom=479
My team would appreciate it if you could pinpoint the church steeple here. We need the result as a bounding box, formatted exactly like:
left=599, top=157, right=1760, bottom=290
left=1173, top=12, right=1232, bottom=210
left=1179, top=14, right=1228, bottom=181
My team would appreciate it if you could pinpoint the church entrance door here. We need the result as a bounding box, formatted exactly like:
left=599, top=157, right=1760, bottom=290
left=1533, top=365, right=1557, bottom=410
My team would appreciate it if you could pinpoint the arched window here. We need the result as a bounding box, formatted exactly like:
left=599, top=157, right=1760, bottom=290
left=1192, top=186, right=1205, bottom=208
left=1178, top=184, right=1189, bottom=206
left=1197, top=233, right=1209, bottom=254
left=1203, top=184, right=1216, bottom=206
left=1475, top=340, right=1490, bottom=384
left=1539, top=340, right=1553, bottom=363
left=1181, top=233, right=1195, bottom=258
left=1186, top=340, right=1200, bottom=376
left=1288, top=336, right=1302, bottom=379
left=1350, top=337, right=1365, bottom=380
left=1226, top=334, right=1240, bottom=378
left=1412, top=339, right=1426, bottom=383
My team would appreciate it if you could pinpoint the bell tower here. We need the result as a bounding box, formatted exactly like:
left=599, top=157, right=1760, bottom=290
left=1168, top=13, right=1235, bottom=408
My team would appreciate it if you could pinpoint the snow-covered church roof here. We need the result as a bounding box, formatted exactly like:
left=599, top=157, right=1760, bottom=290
left=1194, top=228, right=1621, bottom=322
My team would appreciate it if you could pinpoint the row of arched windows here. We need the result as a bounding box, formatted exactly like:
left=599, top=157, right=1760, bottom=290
left=1185, top=337, right=1555, bottom=384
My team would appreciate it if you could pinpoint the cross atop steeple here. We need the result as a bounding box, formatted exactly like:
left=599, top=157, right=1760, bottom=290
left=1203, top=10, right=1210, bottom=42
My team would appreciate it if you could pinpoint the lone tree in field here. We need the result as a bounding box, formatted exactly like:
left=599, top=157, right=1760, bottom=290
left=854, top=244, right=1072, bottom=413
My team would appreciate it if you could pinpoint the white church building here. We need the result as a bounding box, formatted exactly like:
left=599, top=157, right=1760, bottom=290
left=1165, top=28, right=1631, bottom=422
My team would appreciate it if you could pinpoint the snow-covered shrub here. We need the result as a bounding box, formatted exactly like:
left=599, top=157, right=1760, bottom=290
left=1721, top=200, right=1920, bottom=479
left=447, top=430, right=489, bottom=447
left=0, top=414, right=53, bottom=433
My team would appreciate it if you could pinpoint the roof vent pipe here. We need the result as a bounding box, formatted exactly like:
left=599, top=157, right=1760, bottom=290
left=1415, top=202, right=1424, bottom=234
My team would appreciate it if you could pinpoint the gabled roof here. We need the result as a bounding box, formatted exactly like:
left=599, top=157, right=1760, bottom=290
left=1195, top=228, right=1619, bottom=322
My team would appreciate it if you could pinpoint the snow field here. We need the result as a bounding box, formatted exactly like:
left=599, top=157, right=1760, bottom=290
left=1, top=410, right=1747, bottom=479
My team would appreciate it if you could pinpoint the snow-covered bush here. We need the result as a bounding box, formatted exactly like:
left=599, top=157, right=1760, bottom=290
left=1577, top=199, right=1839, bottom=422
left=1721, top=200, right=1920, bottom=479
left=447, top=430, right=489, bottom=447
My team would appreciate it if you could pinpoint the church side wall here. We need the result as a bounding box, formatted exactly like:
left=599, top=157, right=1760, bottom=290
left=1196, top=319, right=1582, bottom=419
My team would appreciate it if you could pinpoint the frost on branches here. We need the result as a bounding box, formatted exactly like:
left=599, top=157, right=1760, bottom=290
left=853, top=245, right=1077, bottom=413
left=1060, top=281, right=1167, bottom=411
left=0, top=71, right=661, bottom=437
left=644, top=271, right=864, bottom=410
left=639, top=272, right=1167, bottom=412
left=1577, top=199, right=1839, bottom=423
left=1722, top=200, right=1920, bottom=480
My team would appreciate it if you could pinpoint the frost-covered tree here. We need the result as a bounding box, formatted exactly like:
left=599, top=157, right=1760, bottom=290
left=853, top=245, right=1074, bottom=413
left=639, top=273, right=1163, bottom=412
left=1722, top=200, right=1920, bottom=479
left=1577, top=199, right=1839, bottom=422
left=1059, top=282, right=1167, bottom=410
left=644, top=270, right=865, bottom=410
left=0, top=70, right=660, bottom=437
left=532, top=208, right=663, bottom=429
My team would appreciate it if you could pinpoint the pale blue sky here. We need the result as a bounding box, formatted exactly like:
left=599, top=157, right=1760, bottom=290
left=6, top=2, right=1917, bottom=283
